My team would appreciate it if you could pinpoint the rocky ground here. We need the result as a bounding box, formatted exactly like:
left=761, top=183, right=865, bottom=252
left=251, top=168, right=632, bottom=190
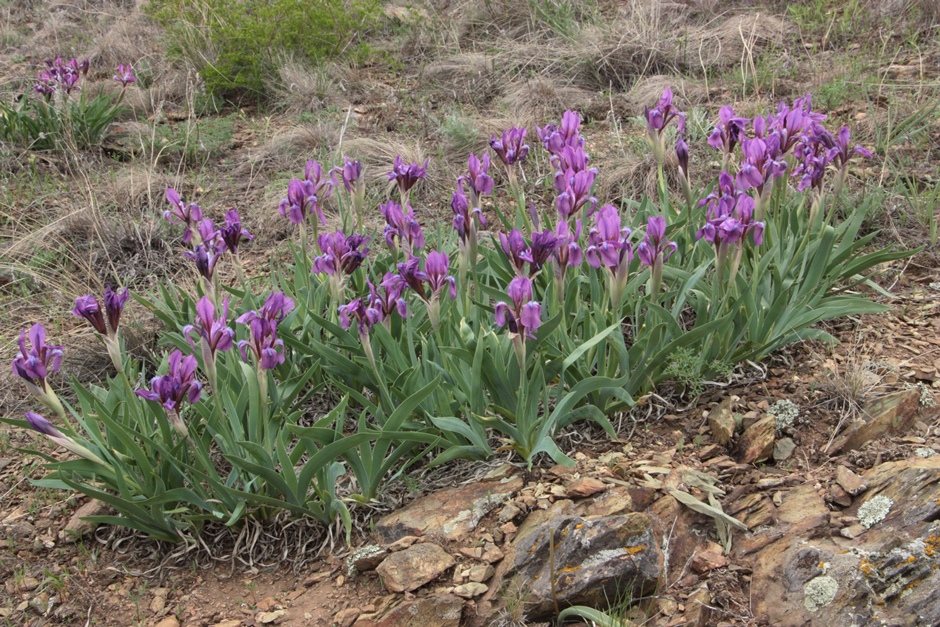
left=1, top=0, right=940, bottom=625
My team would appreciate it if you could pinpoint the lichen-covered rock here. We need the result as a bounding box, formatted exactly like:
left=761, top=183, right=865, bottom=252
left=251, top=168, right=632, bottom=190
left=375, top=543, right=455, bottom=593
left=509, top=513, right=662, bottom=620
left=744, top=457, right=940, bottom=626
left=803, top=576, right=838, bottom=612
left=708, top=397, right=736, bottom=445
left=374, top=477, right=522, bottom=542
left=858, top=495, right=893, bottom=528
left=828, top=388, right=927, bottom=453
left=737, top=416, right=776, bottom=464
left=353, top=592, right=464, bottom=627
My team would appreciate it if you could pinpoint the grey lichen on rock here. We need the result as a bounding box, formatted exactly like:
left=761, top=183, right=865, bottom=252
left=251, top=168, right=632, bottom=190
left=803, top=575, right=838, bottom=612
left=768, top=399, right=799, bottom=431
left=858, top=495, right=893, bottom=529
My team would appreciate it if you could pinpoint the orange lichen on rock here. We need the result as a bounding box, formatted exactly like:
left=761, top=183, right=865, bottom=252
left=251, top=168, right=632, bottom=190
left=925, top=535, right=940, bottom=558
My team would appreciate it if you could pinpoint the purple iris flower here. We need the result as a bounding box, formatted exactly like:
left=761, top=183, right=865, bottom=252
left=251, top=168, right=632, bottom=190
left=338, top=297, right=383, bottom=339
left=34, top=57, right=88, bottom=97
left=278, top=177, right=323, bottom=226
left=305, top=159, right=335, bottom=201
left=645, top=88, right=686, bottom=137
left=490, top=127, right=530, bottom=166
left=521, top=229, right=560, bottom=276
left=463, top=153, right=494, bottom=208
left=381, top=201, right=425, bottom=254
left=165, top=188, right=204, bottom=244
left=768, top=95, right=825, bottom=156
left=451, top=178, right=486, bottom=247
left=825, top=126, right=873, bottom=168
left=388, top=156, right=430, bottom=196
left=585, top=205, right=633, bottom=271
left=396, top=256, right=426, bottom=295
left=637, top=216, right=677, bottom=267
left=113, top=64, right=136, bottom=88
left=12, top=323, right=63, bottom=396
left=370, top=273, right=409, bottom=325
left=707, top=106, right=749, bottom=155
left=586, top=205, right=634, bottom=308
left=185, top=236, right=225, bottom=283
left=699, top=171, right=741, bottom=216
left=499, top=229, right=529, bottom=275
left=26, top=411, right=66, bottom=440
left=676, top=136, right=689, bottom=179
left=238, top=318, right=285, bottom=370
left=183, top=297, right=235, bottom=358
left=313, top=231, right=370, bottom=276
left=424, top=251, right=457, bottom=301
left=237, top=292, right=295, bottom=326
left=72, top=295, right=107, bottom=335
left=736, top=138, right=788, bottom=195
left=494, top=276, right=542, bottom=341
left=104, top=285, right=130, bottom=332
left=73, top=285, right=129, bottom=337
left=25, top=411, right=106, bottom=466
left=555, top=167, right=598, bottom=219
left=34, top=74, right=57, bottom=97
left=339, top=157, right=363, bottom=193
left=553, top=219, right=583, bottom=271
left=718, top=197, right=764, bottom=246
left=551, top=144, right=592, bottom=174
left=236, top=292, right=294, bottom=360
left=793, top=137, right=832, bottom=193
left=697, top=194, right=763, bottom=247
left=536, top=110, right=584, bottom=155
left=220, top=209, right=253, bottom=256
left=135, top=350, right=202, bottom=436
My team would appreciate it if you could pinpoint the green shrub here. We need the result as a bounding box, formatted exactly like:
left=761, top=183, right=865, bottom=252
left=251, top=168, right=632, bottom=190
left=145, top=0, right=382, bottom=99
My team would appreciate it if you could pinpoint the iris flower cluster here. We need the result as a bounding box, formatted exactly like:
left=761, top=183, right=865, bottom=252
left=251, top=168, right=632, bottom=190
left=136, top=351, right=203, bottom=437
left=34, top=57, right=89, bottom=98
left=73, top=285, right=130, bottom=371
left=164, top=190, right=253, bottom=296
left=8, top=88, right=878, bottom=470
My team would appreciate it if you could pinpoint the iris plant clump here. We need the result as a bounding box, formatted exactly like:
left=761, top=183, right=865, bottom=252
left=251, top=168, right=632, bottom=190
left=0, top=57, right=137, bottom=151
left=4, top=87, right=904, bottom=544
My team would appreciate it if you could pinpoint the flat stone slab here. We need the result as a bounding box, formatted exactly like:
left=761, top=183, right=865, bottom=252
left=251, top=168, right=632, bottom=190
left=509, top=513, right=662, bottom=620
left=828, top=388, right=933, bottom=454
left=375, top=542, right=456, bottom=593
left=353, top=592, right=463, bottom=627
left=375, top=477, right=523, bottom=542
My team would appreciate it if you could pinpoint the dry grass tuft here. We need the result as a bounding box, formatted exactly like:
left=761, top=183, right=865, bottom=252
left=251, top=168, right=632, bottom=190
left=627, top=75, right=709, bottom=109
left=574, top=8, right=792, bottom=91
left=502, top=77, right=594, bottom=127
left=690, top=13, right=792, bottom=70
left=87, top=9, right=164, bottom=71
left=343, top=136, right=455, bottom=217
left=867, top=0, right=940, bottom=28
left=99, top=164, right=172, bottom=216
left=595, top=150, right=680, bottom=205
left=343, top=136, right=427, bottom=188
left=269, top=59, right=343, bottom=114
left=239, top=122, right=343, bottom=181
left=422, top=53, right=500, bottom=106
